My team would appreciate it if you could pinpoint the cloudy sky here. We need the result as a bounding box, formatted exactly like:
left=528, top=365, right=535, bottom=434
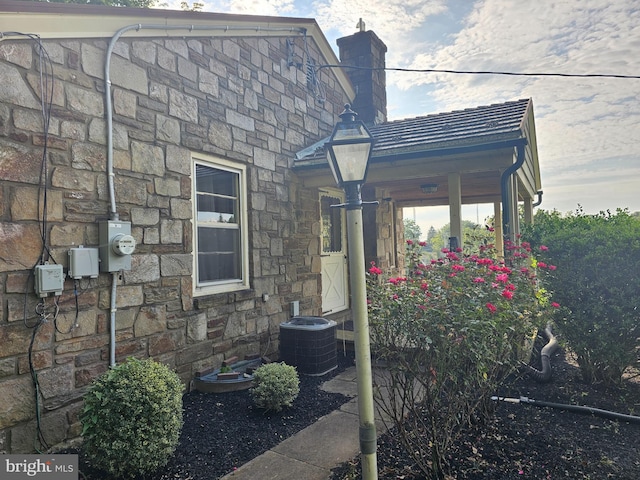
left=165, top=0, right=640, bottom=233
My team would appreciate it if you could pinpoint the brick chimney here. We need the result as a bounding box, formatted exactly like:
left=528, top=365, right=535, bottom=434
left=337, top=26, right=388, bottom=125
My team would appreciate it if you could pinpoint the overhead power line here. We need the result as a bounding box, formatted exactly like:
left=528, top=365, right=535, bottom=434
left=316, top=64, right=640, bottom=80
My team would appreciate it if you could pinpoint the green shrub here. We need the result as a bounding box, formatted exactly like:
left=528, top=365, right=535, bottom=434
left=524, top=208, right=640, bottom=385
left=80, top=357, right=184, bottom=478
left=250, top=362, right=300, bottom=412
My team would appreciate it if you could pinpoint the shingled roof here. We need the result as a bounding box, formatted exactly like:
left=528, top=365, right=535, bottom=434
left=295, top=98, right=532, bottom=164
left=295, top=98, right=541, bottom=212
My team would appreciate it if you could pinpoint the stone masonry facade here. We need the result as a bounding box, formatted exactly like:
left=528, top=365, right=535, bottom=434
left=0, top=31, right=349, bottom=453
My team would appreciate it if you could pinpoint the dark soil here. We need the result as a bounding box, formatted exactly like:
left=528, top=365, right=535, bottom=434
left=332, top=345, right=640, bottom=479
left=70, top=344, right=640, bottom=480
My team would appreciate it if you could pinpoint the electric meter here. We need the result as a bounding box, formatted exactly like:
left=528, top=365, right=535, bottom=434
left=99, top=220, right=136, bottom=272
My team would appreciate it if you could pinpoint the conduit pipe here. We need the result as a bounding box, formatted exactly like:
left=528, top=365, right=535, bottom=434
left=103, top=23, right=307, bottom=366
left=491, top=395, right=640, bottom=425
left=104, top=22, right=307, bottom=217
left=109, top=273, right=117, bottom=367
left=526, top=324, right=558, bottom=383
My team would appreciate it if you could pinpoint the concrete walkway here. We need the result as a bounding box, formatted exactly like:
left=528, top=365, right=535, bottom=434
left=220, top=366, right=389, bottom=480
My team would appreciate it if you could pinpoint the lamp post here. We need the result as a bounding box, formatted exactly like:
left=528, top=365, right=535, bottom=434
left=325, top=104, right=378, bottom=480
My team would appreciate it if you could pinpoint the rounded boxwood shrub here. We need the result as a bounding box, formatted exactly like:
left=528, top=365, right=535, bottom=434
left=250, top=362, right=300, bottom=412
left=80, top=357, right=184, bottom=478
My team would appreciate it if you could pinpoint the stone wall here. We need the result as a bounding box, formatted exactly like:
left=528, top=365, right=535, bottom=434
left=0, top=32, right=346, bottom=453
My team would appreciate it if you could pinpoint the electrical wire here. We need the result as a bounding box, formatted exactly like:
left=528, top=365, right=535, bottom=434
left=35, top=35, right=55, bottom=266
left=53, top=280, right=80, bottom=335
left=37, top=40, right=54, bottom=264
left=3, top=31, right=57, bottom=266
left=28, top=318, right=50, bottom=452
left=5, top=31, right=58, bottom=454
left=315, top=63, right=640, bottom=80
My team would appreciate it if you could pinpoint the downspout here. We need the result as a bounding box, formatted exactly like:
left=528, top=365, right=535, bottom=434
left=103, top=23, right=307, bottom=367
left=525, top=324, right=558, bottom=383
left=495, top=323, right=640, bottom=424
left=532, top=190, right=543, bottom=208
left=500, top=141, right=527, bottom=242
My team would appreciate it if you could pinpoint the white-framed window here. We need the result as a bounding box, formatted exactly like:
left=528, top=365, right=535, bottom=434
left=192, top=154, right=249, bottom=296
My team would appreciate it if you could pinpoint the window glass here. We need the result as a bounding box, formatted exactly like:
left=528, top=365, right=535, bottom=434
left=321, top=196, right=342, bottom=253
left=197, top=227, right=240, bottom=282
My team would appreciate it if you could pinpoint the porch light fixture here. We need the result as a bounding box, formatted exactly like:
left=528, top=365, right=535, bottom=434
left=326, top=104, right=374, bottom=204
left=421, top=183, right=438, bottom=194
left=325, top=104, right=378, bottom=480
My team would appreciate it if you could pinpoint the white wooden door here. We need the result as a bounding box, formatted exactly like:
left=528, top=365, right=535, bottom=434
left=320, top=191, right=349, bottom=314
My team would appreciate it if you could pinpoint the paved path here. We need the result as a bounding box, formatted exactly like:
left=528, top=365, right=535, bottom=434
left=221, top=366, right=389, bottom=480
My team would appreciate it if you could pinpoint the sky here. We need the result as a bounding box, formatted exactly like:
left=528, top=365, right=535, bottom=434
left=163, top=0, right=640, bottom=236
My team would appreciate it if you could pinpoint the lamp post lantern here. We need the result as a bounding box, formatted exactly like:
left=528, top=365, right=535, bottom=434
left=326, top=104, right=378, bottom=480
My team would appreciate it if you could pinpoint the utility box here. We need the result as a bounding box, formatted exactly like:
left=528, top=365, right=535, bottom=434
left=69, top=247, right=100, bottom=279
left=99, top=220, right=136, bottom=272
left=35, top=264, right=64, bottom=297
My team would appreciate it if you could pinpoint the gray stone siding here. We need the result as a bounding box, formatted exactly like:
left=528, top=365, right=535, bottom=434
left=0, top=33, right=346, bottom=453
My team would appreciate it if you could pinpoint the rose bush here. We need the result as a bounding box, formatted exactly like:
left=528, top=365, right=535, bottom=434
left=367, top=238, right=556, bottom=479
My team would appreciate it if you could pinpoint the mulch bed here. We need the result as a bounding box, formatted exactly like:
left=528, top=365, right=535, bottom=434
left=65, top=343, right=640, bottom=479
left=71, top=353, right=355, bottom=479
left=331, top=346, right=640, bottom=479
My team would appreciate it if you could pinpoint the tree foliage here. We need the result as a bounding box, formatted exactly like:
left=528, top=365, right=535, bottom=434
left=403, top=218, right=422, bottom=242
left=43, top=0, right=159, bottom=7
left=523, top=208, right=640, bottom=385
left=180, top=1, right=204, bottom=10
left=427, top=220, right=493, bottom=254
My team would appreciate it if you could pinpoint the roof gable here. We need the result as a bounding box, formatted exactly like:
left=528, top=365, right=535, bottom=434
left=295, top=98, right=541, bottom=205
left=369, top=98, right=531, bottom=155
left=296, top=98, right=533, bottom=163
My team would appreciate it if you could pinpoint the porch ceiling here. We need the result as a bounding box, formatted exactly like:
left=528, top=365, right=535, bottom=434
left=294, top=98, right=541, bottom=207
left=372, top=169, right=505, bottom=208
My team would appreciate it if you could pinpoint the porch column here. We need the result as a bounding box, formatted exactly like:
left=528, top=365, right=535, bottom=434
left=448, top=172, right=462, bottom=249
left=523, top=197, right=534, bottom=225
left=493, top=202, right=504, bottom=258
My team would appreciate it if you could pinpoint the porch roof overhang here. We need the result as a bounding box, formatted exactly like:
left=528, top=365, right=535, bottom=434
left=294, top=98, right=541, bottom=209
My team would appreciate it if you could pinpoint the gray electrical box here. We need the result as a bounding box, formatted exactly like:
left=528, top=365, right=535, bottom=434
left=35, top=264, right=64, bottom=297
left=290, top=300, right=300, bottom=317
left=69, top=247, right=100, bottom=279
left=99, top=220, right=136, bottom=272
